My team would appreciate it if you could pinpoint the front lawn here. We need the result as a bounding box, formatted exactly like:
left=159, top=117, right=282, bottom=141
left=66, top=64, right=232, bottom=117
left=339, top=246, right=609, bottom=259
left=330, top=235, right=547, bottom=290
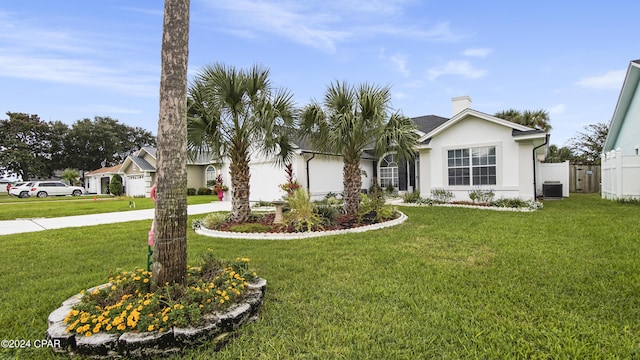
left=0, top=194, right=638, bottom=358
left=0, top=195, right=216, bottom=220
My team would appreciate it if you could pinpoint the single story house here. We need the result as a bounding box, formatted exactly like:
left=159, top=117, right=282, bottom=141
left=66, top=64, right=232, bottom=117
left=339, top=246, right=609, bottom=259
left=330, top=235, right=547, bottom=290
left=601, top=60, right=640, bottom=199
left=85, top=147, right=226, bottom=197
left=86, top=97, right=549, bottom=202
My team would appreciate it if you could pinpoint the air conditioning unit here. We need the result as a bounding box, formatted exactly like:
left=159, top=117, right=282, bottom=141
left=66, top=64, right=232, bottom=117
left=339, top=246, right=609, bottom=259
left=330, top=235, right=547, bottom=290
left=542, top=182, right=563, bottom=199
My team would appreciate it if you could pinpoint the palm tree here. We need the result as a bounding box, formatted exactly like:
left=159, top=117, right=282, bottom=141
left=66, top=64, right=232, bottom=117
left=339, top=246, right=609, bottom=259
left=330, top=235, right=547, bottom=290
left=187, top=63, right=297, bottom=223
left=151, top=0, right=190, bottom=289
left=494, top=108, right=552, bottom=132
left=300, top=81, right=418, bottom=216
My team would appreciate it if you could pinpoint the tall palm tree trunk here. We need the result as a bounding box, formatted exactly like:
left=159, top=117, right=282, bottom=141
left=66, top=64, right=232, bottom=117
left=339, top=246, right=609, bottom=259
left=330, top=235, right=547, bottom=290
left=152, top=0, right=190, bottom=290
left=230, top=157, right=251, bottom=223
left=343, top=157, right=362, bottom=216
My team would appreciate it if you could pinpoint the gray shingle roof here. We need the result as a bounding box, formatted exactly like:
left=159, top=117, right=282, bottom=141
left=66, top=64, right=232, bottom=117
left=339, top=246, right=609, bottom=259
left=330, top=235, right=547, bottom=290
left=129, top=156, right=155, bottom=172
left=411, top=115, right=450, bottom=134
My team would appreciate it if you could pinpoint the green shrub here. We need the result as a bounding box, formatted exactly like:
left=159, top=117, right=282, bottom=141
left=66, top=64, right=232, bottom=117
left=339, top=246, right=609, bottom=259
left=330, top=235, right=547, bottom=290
left=201, top=212, right=230, bottom=229
left=253, top=200, right=273, bottom=207
left=469, top=187, right=495, bottom=203
left=430, top=188, right=454, bottom=203
left=313, top=204, right=340, bottom=227
left=187, top=188, right=197, bottom=196
left=285, top=188, right=324, bottom=232
left=197, top=187, right=212, bottom=195
left=358, top=193, right=395, bottom=222
left=109, top=174, right=124, bottom=196
left=402, top=191, right=422, bottom=203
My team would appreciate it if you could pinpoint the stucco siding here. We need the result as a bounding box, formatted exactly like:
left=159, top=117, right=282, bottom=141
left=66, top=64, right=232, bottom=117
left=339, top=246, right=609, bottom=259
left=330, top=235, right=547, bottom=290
left=418, top=116, right=537, bottom=201
left=187, top=165, right=206, bottom=189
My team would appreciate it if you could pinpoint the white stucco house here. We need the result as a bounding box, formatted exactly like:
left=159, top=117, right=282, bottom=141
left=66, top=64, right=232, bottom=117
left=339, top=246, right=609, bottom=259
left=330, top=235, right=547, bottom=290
left=601, top=60, right=640, bottom=200
left=85, top=147, right=227, bottom=197
left=412, top=96, right=548, bottom=201
left=86, top=97, right=549, bottom=202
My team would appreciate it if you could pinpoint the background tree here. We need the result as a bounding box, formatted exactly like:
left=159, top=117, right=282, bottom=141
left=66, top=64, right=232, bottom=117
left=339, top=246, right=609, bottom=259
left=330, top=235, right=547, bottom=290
left=109, top=174, right=124, bottom=196
left=544, top=144, right=575, bottom=163
left=187, top=63, right=297, bottom=223
left=151, top=0, right=190, bottom=289
left=300, top=81, right=418, bottom=216
left=494, top=109, right=552, bottom=132
left=60, top=168, right=80, bottom=186
left=569, top=122, right=609, bottom=165
left=0, top=112, right=53, bottom=180
left=64, top=116, right=155, bottom=171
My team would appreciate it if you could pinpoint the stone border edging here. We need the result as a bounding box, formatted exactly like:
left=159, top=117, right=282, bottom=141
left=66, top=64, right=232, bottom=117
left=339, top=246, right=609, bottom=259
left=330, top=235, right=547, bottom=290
left=195, top=211, right=408, bottom=240
left=45, top=278, right=267, bottom=359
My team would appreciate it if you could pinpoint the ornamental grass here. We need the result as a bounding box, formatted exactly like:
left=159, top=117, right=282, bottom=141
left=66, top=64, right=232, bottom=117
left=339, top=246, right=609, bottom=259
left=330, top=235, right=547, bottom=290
left=63, top=250, right=257, bottom=337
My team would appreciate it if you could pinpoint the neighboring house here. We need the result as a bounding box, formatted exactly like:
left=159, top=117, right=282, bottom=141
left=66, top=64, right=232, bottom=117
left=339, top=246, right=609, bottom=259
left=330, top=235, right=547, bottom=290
left=86, top=97, right=549, bottom=202
left=85, top=164, right=122, bottom=194
left=601, top=60, right=640, bottom=199
left=85, top=147, right=228, bottom=198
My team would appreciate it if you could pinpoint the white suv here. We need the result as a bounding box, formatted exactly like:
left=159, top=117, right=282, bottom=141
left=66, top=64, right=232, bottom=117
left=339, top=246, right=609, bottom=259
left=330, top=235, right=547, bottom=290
left=8, top=182, right=33, bottom=198
left=28, top=181, right=85, bottom=198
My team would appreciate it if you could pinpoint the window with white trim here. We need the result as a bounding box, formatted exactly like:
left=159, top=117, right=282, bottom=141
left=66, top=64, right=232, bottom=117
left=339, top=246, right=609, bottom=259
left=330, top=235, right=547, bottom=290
left=447, top=146, right=496, bottom=185
left=205, top=165, right=217, bottom=185
left=379, top=153, right=399, bottom=188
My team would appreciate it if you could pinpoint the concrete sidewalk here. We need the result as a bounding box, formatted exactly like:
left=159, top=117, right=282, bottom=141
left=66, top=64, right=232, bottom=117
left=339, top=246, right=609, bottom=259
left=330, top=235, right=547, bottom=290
left=0, top=201, right=233, bottom=236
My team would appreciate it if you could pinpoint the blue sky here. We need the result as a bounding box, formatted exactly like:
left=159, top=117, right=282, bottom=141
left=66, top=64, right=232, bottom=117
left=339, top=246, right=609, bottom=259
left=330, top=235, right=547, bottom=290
left=0, top=0, right=638, bottom=146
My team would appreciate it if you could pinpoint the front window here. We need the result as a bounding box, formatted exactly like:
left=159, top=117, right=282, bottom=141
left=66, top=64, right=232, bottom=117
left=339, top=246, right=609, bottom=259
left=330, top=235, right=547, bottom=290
left=205, top=165, right=217, bottom=186
left=448, top=146, right=496, bottom=185
left=379, top=153, right=399, bottom=189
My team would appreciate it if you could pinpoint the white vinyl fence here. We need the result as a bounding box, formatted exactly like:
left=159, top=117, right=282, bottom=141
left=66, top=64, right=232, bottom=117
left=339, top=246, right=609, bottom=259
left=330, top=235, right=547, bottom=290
left=601, top=149, right=640, bottom=199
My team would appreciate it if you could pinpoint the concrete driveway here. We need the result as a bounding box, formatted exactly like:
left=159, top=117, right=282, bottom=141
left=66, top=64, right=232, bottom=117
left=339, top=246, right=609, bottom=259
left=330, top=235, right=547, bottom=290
left=0, top=202, right=232, bottom=236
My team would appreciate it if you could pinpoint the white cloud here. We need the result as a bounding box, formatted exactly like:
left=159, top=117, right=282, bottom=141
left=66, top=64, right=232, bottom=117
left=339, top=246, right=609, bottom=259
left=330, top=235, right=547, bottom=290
left=576, top=69, right=626, bottom=90
left=198, top=0, right=462, bottom=53
left=462, top=48, right=492, bottom=58
left=390, top=54, right=410, bottom=77
left=427, top=60, right=486, bottom=80
left=549, top=104, right=566, bottom=115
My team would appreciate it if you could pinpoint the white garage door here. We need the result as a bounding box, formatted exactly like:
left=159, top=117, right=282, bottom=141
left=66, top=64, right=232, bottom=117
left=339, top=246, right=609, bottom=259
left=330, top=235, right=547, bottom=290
left=126, top=175, right=146, bottom=197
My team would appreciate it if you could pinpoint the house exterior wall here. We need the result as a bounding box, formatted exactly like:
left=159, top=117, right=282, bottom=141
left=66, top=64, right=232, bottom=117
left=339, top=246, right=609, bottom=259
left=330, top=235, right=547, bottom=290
left=612, top=80, right=640, bottom=155
left=85, top=176, right=102, bottom=194
left=418, top=116, right=537, bottom=201
left=187, top=165, right=206, bottom=189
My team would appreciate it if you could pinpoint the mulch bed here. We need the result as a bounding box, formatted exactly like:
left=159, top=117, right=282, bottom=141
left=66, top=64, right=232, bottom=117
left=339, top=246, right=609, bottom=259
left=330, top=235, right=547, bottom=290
left=216, top=212, right=396, bottom=234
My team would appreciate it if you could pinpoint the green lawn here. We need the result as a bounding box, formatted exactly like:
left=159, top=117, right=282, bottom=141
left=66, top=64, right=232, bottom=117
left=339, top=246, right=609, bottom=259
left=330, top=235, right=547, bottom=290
left=0, top=194, right=216, bottom=220
left=1, top=194, right=639, bottom=359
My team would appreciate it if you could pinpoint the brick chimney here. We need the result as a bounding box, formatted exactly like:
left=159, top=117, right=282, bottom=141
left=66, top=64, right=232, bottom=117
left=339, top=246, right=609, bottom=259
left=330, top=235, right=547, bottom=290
left=452, top=96, right=472, bottom=116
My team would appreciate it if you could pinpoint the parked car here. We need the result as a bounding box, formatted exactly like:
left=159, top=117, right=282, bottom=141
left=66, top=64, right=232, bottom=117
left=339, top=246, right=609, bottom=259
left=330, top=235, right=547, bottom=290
left=8, top=182, right=33, bottom=198
left=27, top=181, right=85, bottom=198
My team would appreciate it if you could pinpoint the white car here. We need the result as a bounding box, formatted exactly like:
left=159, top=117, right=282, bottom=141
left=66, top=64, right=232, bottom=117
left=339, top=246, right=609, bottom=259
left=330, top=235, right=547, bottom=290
left=27, top=181, right=85, bottom=198
left=8, top=182, right=33, bottom=198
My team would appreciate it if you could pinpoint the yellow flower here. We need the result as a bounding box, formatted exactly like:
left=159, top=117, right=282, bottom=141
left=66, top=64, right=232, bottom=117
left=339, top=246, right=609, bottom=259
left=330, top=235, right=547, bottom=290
left=162, top=316, right=169, bottom=322
left=143, top=278, right=149, bottom=283
left=148, top=325, right=155, bottom=331
left=85, top=331, right=92, bottom=337
left=106, top=324, right=112, bottom=331
left=117, top=324, right=126, bottom=331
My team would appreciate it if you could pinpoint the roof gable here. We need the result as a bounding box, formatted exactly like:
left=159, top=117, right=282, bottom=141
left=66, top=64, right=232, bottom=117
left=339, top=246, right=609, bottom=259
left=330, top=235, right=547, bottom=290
left=417, top=108, right=544, bottom=144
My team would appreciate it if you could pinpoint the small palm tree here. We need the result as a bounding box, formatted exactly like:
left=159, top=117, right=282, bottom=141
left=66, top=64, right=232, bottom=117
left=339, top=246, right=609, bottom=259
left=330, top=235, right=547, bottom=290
left=187, top=63, right=297, bottom=223
left=300, top=81, right=418, bottom=216
left=494, top=108, right=552, bottom=132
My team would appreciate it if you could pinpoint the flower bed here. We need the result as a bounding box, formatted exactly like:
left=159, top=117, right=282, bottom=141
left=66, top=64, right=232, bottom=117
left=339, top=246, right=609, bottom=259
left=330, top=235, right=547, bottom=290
left=46, top=252, right=266, bottom=358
